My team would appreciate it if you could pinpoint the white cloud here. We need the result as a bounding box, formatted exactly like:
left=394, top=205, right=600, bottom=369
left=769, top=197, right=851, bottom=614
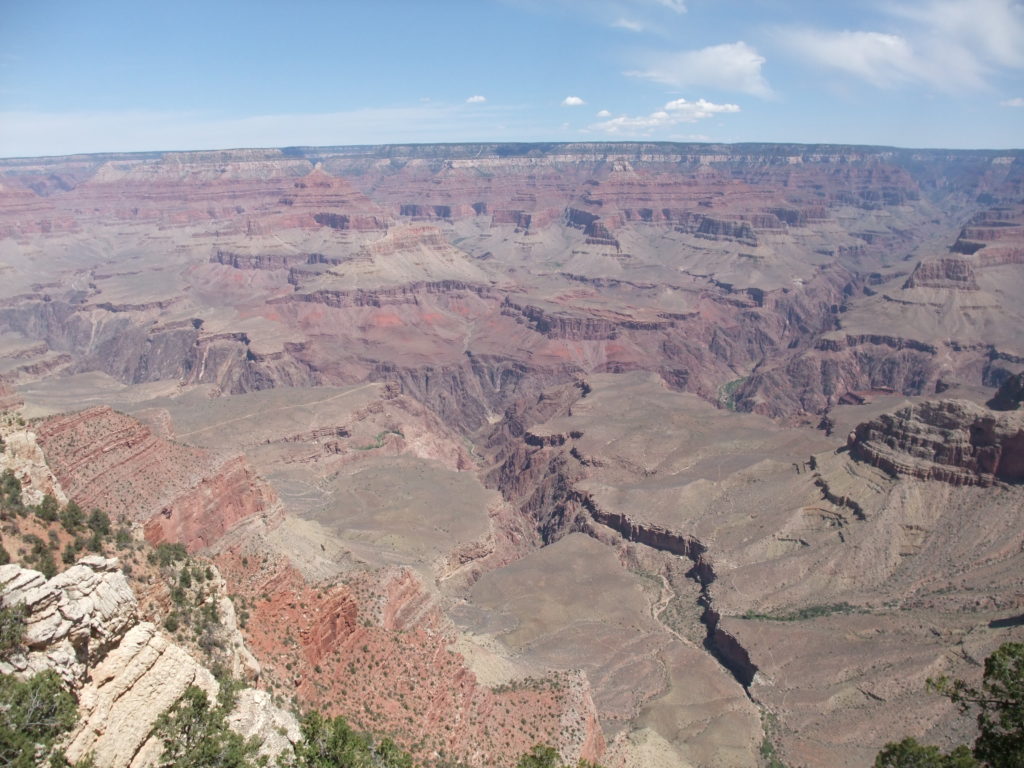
left=590, top=98, right=739, bottom=135
left=562, top=96, right=586, bottom=106
left=778, top=0, right=1024, bottom=92
left=612, top=18, right=644, bottom=31
left=653, top=0, right=686, bottom=12
left=628, top=42, right=773, bottom=98
left=1001, top=96, right=1024, bottom=106
left=466, top=95, right=487, bottom=103
left=780, top=30, right=920, bottom=88
left=890, top=0, right=1024, bottom=69
left=596, top=109, right=612, bottom=117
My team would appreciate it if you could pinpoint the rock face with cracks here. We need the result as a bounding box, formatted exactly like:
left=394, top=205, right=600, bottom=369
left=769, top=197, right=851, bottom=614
left=0, top=556, right=136, bottom=685
left=0, top=558, right=298, bottom=768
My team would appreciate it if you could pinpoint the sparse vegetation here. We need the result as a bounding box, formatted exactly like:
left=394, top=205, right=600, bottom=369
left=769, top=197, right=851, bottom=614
left=353, top=429, right=404, bottom=451
left=287, top=710, right=413, bottom=768
left=0, top=596, right=27, bottom=658
left=874, top=738, right=978, bottom=767
left=150, top=542, right=188, bottom=567
left=875, top=642, right=1024, bottom=767
left=515, top=744, right=603, bottom=768
left=740, top=602, right=861, bottom=622
left=0, top=588, right=77, bottom=768
left=0, top=669, right=78, bottom=768
left=718, top=377, right=747, bottom=411
left=759, top=712, right=789, bottom=768
left=154, top=683, right=260, bottom=768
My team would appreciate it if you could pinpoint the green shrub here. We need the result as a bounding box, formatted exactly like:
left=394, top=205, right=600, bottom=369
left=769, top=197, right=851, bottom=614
left=154, top=684, right=258, bottom=768
left=878, top=641, right=1024, bottom=767
left=35, top=494, right=60, bottom=523
left=150, top=542, right=187, bottom=567
left=164, top=613, right=180, bottom=633
left=87, top=509, right=111, bottom=537
left=874, top=738, right=978, bottom=767
left=0, top=599, right=27, bottom=659
left=0, top=470, right=23, bottom=514
left=59, top=501, right=84, bottom=533
left=114, top=526, right=133, bottom=550
left=0, top=670, right=77, bottom=768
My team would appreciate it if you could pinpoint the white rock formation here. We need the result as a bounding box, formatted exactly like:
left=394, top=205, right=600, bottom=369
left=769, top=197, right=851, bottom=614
left=64, top=622, right=219, bottom=768
left=1, top=557, right=298, bottom=767
left=228, top=688, right=302, bottom=761
left=0, top=428, right=68, bottom=505
left=0, top=556, right=136, bottom=685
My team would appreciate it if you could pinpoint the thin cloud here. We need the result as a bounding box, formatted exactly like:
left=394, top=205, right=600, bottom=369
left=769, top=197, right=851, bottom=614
left=612, top=18, right=644, bottom=31
left=653, top=0, right=686, bottom=12
left=562, top=96, right=586, bottom=106
left=466, top=95, right=487, bottom=103
left=890, top=0, right=1024, bottom=69
left=779, top=30, right=920, bottom=88
left=628, top=42, right=773, bottom=98
left=1001, top=96, right=1024, bottom=106
left=596, top=109, right=612, bottom=117
left=778, top=0, right=1024, bottom=92
left=590, top=98, right=739, bottom=135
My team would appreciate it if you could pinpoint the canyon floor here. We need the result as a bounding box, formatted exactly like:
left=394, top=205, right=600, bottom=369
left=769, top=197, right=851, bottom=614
left=1, top=142, right=1023, bottom=767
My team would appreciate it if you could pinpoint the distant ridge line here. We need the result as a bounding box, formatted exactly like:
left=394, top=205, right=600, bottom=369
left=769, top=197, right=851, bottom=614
left=2, top=141, right=1023, bottom=165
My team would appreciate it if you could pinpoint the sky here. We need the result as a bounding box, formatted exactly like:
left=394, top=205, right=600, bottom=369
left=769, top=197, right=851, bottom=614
left=0, top=0, right=1022, bottom=157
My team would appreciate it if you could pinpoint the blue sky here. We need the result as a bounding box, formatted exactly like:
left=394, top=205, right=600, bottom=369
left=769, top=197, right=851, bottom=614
left=1, top=0, right=1022, bottom=157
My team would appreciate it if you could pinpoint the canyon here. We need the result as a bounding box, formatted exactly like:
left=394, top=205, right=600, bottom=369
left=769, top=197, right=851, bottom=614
left=0, top=142, right=1022, bottom=767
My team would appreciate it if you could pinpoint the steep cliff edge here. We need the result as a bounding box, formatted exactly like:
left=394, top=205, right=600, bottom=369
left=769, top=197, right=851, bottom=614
left=850, top=399, right=1024, bottom=486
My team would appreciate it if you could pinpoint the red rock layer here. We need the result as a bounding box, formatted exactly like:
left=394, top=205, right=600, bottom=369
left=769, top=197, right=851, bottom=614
left=35, top=406, right=277, bottom=550
left=0, top=153, right=389, bottom=237
left=213, top=548, right=605, bottom=768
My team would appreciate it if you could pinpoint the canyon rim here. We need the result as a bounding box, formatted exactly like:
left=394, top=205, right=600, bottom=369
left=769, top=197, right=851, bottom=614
left=0, top=141, right=1022, bottom=768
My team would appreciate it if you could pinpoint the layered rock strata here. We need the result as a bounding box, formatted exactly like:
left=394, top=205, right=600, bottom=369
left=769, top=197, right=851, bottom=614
left=850, top=399, right=1024, bottom=485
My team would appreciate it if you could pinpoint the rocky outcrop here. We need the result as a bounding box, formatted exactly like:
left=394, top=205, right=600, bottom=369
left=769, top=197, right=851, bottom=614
left=0, top=378, right=22, bottom=410
left=214, top=551, right=604, bottom=767
left=0, top=426, right=69, bottom=506
left=988, top=372, right=1024, bottom=410
left=694, top=216, right=758, bottom=246
left=1, top=557, right=297, bottom=768
left=851, top=399, right=1024, bottom=486
left=902, top=258, right=979, bottom=290
left=210, top=250, right=315, bottom=270
left=0, top=556, right=136, bottom=686
left=64, top=622, right=221, bottom=768
left=142, top=455, right=278, bottom=552
left=227, top=688, right=301, bottom=761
